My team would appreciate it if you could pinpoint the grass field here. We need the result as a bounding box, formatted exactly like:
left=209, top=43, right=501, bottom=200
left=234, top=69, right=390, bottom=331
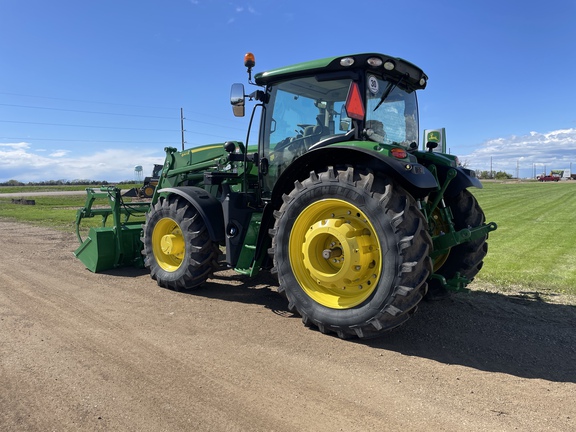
left=1, top=181, right=575, bottom=296
left=0, top=188, right=145, bottom=236
left=471, top=181, right=576, bottom=295
left=0, top=183, right=140, bottom=193
left=0, top=195, right=86, bottom=230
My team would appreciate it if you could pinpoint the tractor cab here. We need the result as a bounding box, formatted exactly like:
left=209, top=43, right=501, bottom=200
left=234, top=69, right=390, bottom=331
left=231, top=53, right=426, bottom=198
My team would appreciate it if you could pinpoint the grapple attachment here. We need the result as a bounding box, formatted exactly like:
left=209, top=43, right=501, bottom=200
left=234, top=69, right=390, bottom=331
left=74, top=187, right=149, bottom=272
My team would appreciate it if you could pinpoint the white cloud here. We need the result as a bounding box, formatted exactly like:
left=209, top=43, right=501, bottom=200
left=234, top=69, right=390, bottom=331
left=0, top=142, right=29, bottom=150
left=49, top=150, right=69, bottom=158
left=460, top=128, right=576, bottom=177
left=229, top=4, right=259, bottom=22
left=234, top=5, right=257, bottom=14
left=0, top=142, right=164, bottom=183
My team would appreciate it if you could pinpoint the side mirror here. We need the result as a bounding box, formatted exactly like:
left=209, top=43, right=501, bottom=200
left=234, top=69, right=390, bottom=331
left=339, top=105, right=351, bottom=131
left=230, top=83, right=245, bottom=117
left=426, top=141, right=439, bottom=152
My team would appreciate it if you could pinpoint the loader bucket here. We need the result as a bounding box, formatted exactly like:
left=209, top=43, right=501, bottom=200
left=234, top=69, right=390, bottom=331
left=122, top=187, right=139, bottom=197
left=74, top=187, right=149, bottom=272
left=74, top=225, right=144, bottom=272
left=74, top=227, right=117, bottom=272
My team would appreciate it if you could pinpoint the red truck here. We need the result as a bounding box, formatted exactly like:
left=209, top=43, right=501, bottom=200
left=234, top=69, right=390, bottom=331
left=538, top=174, right=560, bottom=182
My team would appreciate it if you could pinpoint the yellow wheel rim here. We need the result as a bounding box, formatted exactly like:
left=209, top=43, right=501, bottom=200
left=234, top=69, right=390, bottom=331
left=431, top=208, right=450, bottom=271
left=152, top=217, right=186, bottom=272
left=143, top=186, right=155, bottom=197
left=289, top=199, right=382, bottom=309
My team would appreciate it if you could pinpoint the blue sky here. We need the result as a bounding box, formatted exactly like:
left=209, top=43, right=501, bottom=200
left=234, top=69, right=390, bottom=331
left=1, top=0, right=575, bottom=182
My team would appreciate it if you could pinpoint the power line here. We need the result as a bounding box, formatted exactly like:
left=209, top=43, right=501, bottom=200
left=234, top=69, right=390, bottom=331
left=0, top=91, right=176, bottom=111
left=0, top=120, right=179, bottom=132
left=0, top=91, right=247, bottom=123
left=0, top=103, right=176, bottom=119
left=0, top=94, right=250, bottom=143
left=2, top=128, right=236, bottom=143
left=0, top=136, right=176, bottom=144
left=0, top=104, right=246, bottom=131
left=183, top=117, right=245, bottom=132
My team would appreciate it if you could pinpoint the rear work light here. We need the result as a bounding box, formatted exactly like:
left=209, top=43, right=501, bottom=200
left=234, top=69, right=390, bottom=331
left=367, top=57, right=383, bottom=67
left=391, top=148, right=407, bottom=159
left=384, top=60, right=395, bottom=71
left=340, top=57, right=355, bottom=67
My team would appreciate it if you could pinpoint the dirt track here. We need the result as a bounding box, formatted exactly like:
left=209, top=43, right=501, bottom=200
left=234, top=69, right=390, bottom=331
left=1, top=220, right=575, bottom=431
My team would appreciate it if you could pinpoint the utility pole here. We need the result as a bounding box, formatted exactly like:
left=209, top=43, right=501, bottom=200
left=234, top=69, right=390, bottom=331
left=181, top=108, right=186, bottom=151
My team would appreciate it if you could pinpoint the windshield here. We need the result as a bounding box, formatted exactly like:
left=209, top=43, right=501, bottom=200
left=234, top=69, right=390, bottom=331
left=261, top=76, right=352, bottom=195
left=259, top=74, right=419, bottom=197
left=365, top=74, right=419, bottom=147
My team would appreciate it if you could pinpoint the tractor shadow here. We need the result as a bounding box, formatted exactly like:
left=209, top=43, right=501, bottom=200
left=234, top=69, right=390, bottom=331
left=359, top=290, right=576, bottom=383
left=201, top=270, right=576, bottom=383
left=193, top=267, right=293, bottom=317
left=105, top=264, right=576, bottom=383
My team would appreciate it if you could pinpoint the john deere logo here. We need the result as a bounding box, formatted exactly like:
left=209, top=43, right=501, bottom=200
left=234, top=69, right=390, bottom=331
left=427, top=131, right=440, bottom=142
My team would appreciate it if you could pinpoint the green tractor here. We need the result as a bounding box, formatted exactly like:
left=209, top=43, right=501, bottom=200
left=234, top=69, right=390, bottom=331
left=75, top=52, right=496, bottom=338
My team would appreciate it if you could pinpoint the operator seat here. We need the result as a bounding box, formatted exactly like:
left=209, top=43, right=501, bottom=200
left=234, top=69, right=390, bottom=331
left=303, top=124, right=325, bottom=148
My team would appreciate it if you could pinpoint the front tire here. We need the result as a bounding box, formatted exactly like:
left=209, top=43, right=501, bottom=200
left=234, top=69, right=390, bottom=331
left=142, top=195, right=219, bottom=290
left=270, top=166, right=432, bottom=338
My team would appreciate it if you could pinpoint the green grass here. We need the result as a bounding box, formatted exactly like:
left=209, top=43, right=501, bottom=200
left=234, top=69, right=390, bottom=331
left=0, top=184, right=140, bottom=193
left=0, top=193, right=145, bottom=234
left=0, top=195, right=86, bottom=229
left=470, top=181, right=576, bottom=295
left=1, top=181, right=575, bottom=296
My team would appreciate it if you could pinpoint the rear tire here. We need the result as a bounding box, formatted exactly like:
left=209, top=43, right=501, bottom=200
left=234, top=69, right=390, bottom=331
left=429, top=189, right=488, bottom=294
left=270, top=166, right=432, bottom=338
left=142, top=195, right=219, bottom=290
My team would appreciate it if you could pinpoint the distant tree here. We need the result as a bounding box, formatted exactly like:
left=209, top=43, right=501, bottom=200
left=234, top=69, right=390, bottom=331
left=1, top=179, right=24, bottom=186
left=494, top=171, right=512, bottom=180
left=477, top=170, right=491, bottom=179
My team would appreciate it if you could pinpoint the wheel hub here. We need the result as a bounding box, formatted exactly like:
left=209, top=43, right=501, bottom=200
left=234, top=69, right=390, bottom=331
left=289, top=199, right=382, bottom=309
left=152, top=218, right=185, bottom=271
left=302, top=218, right=377, bottom=287
left=160, top=233, right=185, bottom=257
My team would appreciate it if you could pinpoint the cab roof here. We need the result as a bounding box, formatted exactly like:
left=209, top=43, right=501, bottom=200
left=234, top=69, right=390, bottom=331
left=254, top=53, right=428, bottom=90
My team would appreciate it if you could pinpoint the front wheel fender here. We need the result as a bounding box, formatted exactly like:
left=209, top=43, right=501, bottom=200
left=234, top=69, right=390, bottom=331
left=157, top=187, right=225, bottom=243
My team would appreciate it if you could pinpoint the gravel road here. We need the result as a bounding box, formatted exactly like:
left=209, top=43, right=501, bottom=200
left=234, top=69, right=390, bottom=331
left=1, top=220, right=574, bottom=431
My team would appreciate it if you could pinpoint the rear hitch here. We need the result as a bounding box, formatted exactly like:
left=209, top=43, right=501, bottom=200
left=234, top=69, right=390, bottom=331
left=429, top=272, right=470, bottom=293
left=432, top=221, right=498, bottom=253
